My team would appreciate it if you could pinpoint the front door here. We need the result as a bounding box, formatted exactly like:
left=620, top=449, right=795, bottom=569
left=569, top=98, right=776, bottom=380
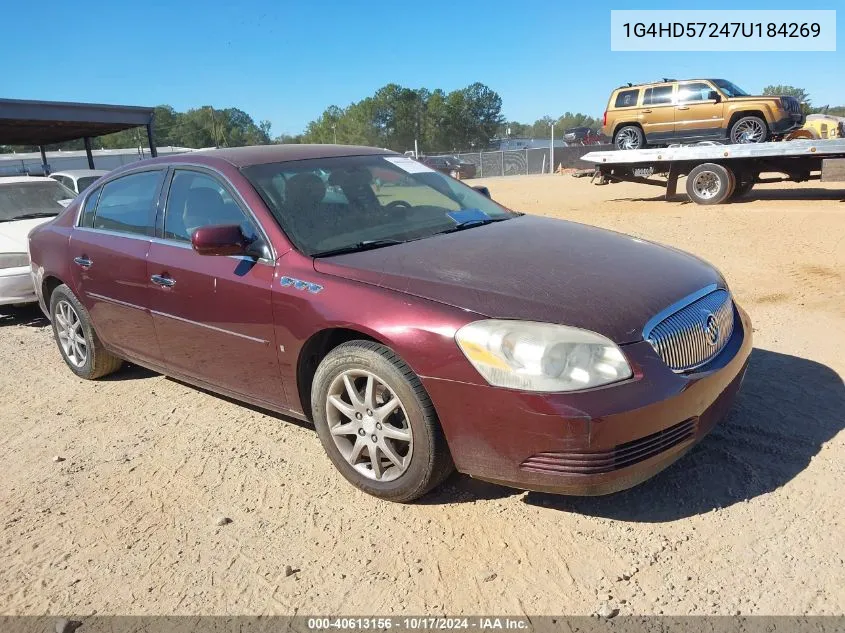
left=674, top=81, right=725, bottom=141
left=146, top=168, right=285, bottom=408
left=639, top=83, right=676, bottom=144
left=69, top=169, right=165, bottom=365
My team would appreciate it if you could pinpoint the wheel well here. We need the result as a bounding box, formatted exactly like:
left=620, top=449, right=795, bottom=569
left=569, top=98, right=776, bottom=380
left=728, top=110, right=768, bottom=131
left=42, top=276, right=64, bottom=310
left=612, top=122, right=643, bottom=139
left=296, top=327, right=381, bottom=420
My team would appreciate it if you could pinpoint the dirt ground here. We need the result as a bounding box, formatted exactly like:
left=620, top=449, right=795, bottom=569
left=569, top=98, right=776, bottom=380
left=1, top=175, right=843, bottom=617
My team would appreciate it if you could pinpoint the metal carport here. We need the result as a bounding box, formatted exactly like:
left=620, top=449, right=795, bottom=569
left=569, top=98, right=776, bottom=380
left=0, top=98, right=157, bottom=174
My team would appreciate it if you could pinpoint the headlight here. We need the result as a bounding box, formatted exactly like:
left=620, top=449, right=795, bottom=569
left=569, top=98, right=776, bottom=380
left=0, top=253, right=30, bottom=269
left=455, top=320, right=632, bottom=392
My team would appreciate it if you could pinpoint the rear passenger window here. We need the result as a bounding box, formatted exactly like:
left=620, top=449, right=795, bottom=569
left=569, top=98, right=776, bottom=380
left=614, top=90, right=639, bottom=108
left=92, top=171, right=162, bottom=236
left=80, top=186, right=101, bottom=227
left=643, top=85, right=674, bottom=106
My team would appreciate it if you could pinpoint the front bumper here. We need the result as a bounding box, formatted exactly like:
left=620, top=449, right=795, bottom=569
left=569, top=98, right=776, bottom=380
left=771, top=113, right=805, bottom=135
left=423, top=304, right=752, bottom=496
left=0, top=266, right=38, bottom=306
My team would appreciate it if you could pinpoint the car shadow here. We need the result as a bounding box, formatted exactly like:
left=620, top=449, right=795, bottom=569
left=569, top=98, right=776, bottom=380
left=0, top=304, right=49, bottom=328
left=520, top=348, right=844, bottom=521
left=729, top=187, right=845, bottom=203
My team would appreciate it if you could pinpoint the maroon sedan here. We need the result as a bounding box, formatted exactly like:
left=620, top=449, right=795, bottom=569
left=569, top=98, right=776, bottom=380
left=28, top=145, right=751, bottom=502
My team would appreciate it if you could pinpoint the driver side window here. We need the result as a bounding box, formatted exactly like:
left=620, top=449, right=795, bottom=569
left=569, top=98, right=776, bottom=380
left=164, top=170, right=259, bottom=243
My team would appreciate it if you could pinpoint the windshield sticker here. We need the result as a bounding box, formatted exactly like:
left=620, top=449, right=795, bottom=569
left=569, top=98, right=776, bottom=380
left=447, top=209, right=491, bottom=224
left=383, top=156, right=435, bottom=174
left=57, top=199, right=73, bottom=207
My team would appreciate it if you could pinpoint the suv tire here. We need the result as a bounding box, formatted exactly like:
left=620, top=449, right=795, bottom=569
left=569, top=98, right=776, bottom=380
left=614, top=126, right=645, bottom=150
left=729, top=116, right=768, bottom=144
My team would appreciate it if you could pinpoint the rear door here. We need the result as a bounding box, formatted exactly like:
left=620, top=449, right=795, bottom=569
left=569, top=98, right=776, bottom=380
left=640, top=84, right=676, bottom=143
left=674, top=81, right=725, bottom=141
left=68, top=168, right=165, bottom=365
left=146, top=167, right=285, bottom=408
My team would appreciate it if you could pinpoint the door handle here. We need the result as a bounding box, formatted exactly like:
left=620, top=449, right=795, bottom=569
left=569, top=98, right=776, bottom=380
left=151, top=274, right=176, bottom=288
left=73, top=256, right=92, bottom=269
left=677, top=106, right=690, bottom=110
left=641, top=109, right=653, bottom=113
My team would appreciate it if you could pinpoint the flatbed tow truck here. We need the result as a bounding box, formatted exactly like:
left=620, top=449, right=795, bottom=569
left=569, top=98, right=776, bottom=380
left=580, top=139, right=845, bottom=205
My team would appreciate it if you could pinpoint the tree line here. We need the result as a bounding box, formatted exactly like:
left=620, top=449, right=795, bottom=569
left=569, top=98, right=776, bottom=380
left=2, top=83, right=841, bottom=156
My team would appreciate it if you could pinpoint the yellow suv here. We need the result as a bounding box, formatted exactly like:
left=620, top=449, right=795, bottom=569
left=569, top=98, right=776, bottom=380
left=603, top=79, right=804, bottom=150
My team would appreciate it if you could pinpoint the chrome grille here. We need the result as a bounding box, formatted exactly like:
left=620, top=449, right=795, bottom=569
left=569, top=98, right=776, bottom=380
left=645, top=287, right=734, bottom=372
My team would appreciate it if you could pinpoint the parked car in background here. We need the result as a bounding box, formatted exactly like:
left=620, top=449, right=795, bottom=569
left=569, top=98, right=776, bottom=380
left=50, top=169, right=109, bottom=194
left=0, top=176, right=75, bottom=305
left=562, top=127, right=607, bottom=146
left=603, top=78, right=805, bottom=149
left=29, top=145, right=751, bottom=502
left=420, top=155, right=477, bottom=179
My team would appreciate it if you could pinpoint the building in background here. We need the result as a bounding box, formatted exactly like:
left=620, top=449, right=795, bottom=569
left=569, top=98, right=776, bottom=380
left=0, top=146, right=194, bottom=177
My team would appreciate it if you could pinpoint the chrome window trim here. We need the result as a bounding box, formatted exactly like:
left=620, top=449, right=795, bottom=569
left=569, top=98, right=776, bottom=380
left=641, top=283, right=721, bottom=341
left=148, top=236, right=274, bottom=266
left=150, top=309, right=269, bottom=344
left=160, top=164, right=277, bottom=261
left=75, top=226, right=153, bottom=243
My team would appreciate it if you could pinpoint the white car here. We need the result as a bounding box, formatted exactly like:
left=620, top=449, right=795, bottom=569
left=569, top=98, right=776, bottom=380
left=49, top=169, right=109, bottom=194
left=0, top=176, right=75, bottom=305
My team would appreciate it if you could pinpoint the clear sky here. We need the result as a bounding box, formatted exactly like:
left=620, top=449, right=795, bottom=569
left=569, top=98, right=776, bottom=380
left=2, top=0, right=842, bottom=136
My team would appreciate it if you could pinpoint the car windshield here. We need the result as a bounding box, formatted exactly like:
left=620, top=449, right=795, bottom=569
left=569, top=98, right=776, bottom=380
left=243, top=154, right=517, bottom=256
left=0, top=180, right=75, bottom=222
left=713, top=79, right=750, bottom=97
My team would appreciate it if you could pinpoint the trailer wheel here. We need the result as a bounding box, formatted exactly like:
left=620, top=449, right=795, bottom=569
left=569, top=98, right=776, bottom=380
left=685, top=163, right=736, bottom=205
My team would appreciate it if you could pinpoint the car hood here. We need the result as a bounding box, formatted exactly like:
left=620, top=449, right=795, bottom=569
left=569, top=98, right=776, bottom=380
left=0, top=217, right=54, bottom=253
left=313, top=215, right=723, bottom=344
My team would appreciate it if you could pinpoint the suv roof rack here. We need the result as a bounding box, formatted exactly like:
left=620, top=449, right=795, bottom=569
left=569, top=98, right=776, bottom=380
left=617, top=78, right=679, bottom=89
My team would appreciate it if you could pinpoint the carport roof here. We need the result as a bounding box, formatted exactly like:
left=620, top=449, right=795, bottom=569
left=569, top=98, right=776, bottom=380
left=0, top=98, right=155, bottom=146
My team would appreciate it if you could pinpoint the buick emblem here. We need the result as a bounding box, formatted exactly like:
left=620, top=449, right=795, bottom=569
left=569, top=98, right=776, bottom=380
left=703, top=313, right=720, bottom=346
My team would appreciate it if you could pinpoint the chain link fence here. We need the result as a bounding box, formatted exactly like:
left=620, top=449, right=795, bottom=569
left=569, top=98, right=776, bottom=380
left=426, top=145, right=612, bottom=178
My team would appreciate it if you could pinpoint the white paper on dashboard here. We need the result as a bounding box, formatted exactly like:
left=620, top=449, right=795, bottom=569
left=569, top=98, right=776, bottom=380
left=382, top=156, right=435, bottom=174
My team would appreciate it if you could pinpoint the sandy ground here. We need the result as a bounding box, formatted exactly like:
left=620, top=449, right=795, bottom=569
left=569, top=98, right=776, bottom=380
left=1, top=175, right=843, bottom=617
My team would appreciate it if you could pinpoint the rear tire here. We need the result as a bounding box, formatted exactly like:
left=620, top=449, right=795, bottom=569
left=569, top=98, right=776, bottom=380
left=49, top=284, right=122, bottom=379
left=685, top=163, right=736, bottom=205
left=614, top=125, right=645, bottom=150
left=311, top=341, right=454, bottom=502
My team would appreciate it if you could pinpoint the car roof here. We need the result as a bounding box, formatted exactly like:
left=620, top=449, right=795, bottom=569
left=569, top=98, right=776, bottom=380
left=0, top=176, right=56, bottom=184
left=50, top=169, right=109, bottom=178
left=185, top=144, right=397, bottom=167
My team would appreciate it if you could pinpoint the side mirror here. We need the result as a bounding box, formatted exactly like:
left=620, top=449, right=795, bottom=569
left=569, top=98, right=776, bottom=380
left=191, top=224, right=247, bottom=256
left=472, top=185, right=491, bottom=199
left=708, top=91, right=722, bottom=103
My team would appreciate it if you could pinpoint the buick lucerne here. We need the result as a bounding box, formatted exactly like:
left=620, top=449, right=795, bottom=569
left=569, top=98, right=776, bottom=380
left=28, top=145, right=752, bottom=502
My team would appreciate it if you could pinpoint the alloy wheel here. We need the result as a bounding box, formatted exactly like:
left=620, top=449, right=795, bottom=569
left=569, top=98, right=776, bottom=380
left=55, top=300, right=88, bottom=368
left=615, top=128, right=641, bottom=150
left=732, top=119, right=765, bottom=143
left=692, top=171, right=722, bottom=200
left=325, top=369, right=413, bottom=482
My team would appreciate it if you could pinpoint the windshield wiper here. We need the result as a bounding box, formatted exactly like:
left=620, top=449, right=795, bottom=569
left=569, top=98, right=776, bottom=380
left=434, top=215, right=516, bottom=235
left=312, top=239, right=407, bottom=258
left=0, top=212, right=59, bottom=223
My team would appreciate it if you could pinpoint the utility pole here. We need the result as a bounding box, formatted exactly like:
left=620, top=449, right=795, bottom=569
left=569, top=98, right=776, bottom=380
left=550, top=123, right=555, bottom=174
left=332, top=124, right=337, bottom=144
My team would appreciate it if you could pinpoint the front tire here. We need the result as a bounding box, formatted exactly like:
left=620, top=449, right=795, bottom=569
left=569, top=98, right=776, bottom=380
left=730, top=116, right=768, bottom=144
left=614, top=125, right=645, bottom=150
left=311, top=341, right=453, bottom=502
left=50, top=284, right=122, bottom=379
